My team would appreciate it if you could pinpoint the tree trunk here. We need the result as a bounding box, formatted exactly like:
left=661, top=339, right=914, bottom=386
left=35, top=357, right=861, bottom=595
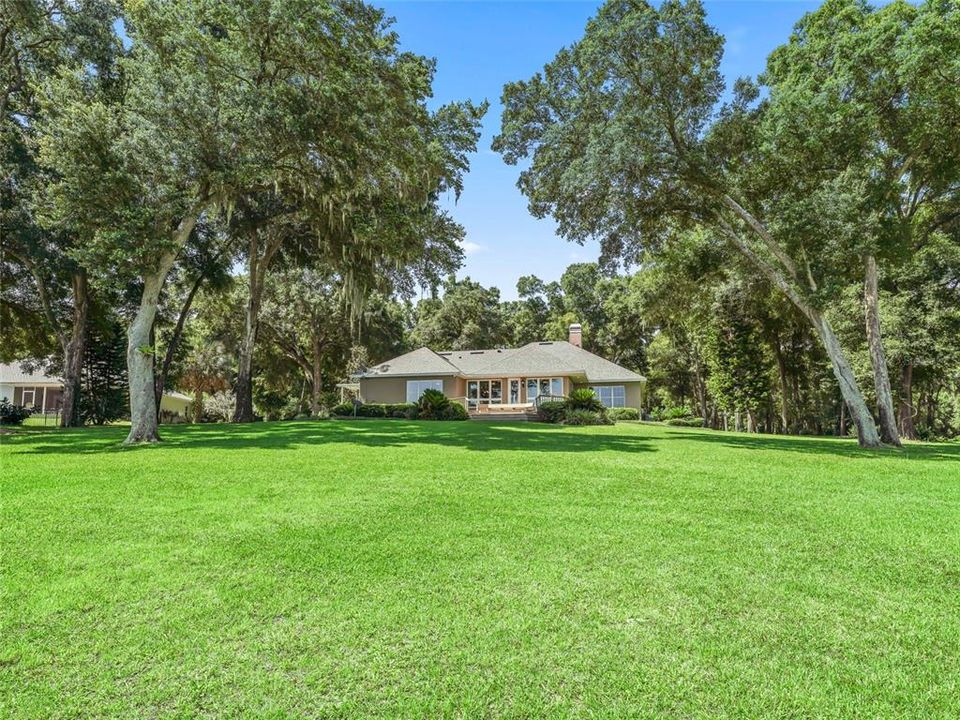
left=773, top=341, right=790, bottom=434
left=125, top=216, right=199, bottom=444
left=310, top=336, right=323, bottom=416
left=233, top=228, right=284, bottom=423
left=192, top=389, right=204, bottom=423
left=155, top=269, right=207, bottom=418
left=898, top=362, right=917, bottom=440
left=60, top=271, right=89, bottom=427
left=815, top=313, right=881, bottom=447
left=720, top=227, right=882, bottom=447
left=125, top=267, right=172, bottom=443
left=233, top=296, right=258, bottom=422
left=864, top=255, right=901, bottom=446
left=839, top=399, right=846, bottom=437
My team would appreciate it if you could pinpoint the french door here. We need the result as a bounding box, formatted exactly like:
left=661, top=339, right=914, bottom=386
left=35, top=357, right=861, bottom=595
left=508, top=378, right=521, bottom=404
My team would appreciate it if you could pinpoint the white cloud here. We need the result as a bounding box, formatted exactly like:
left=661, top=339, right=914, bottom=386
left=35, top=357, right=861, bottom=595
left=460, top=240, right=485, bottom=256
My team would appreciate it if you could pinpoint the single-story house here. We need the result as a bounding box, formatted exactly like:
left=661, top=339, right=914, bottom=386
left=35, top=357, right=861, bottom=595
left=0, top=362, right=193, bottom=419
left=358, top=324, right=645, bottom=414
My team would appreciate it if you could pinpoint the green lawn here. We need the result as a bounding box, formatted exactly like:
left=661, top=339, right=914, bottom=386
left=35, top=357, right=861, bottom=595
left=2, top=420, right=958, bottom=718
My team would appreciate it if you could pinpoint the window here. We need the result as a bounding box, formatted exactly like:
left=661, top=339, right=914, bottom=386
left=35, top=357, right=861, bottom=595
left=21, top=389, right=35, bottom=408
left=526, top=378, right=563, bottom=402
left=591, top=385, right=626, bottom=408
left=406, top=379, right=444, bottom=403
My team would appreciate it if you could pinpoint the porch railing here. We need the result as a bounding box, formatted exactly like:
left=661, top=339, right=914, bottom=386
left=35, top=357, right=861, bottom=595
left=533, top=394, right=566, bottom=408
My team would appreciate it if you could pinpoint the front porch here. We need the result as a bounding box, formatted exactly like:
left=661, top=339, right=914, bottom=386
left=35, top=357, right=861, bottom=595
left=464, top=377, right=569, bottom=414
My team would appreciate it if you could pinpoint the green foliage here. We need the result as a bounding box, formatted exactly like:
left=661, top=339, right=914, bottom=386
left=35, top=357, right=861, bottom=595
left=536, top=400, right=567, bottom=424
left=416, top=388, right=451, bottom=419
left=654, top=406, right=694, bottom=421
left=0, top=398, right=33, bottom=425
left=664, top=417, right=706, bottom=427
left=437, top=402, right=469, bottom=421
left=607, top=407, right=640, bottom=421
left=410, top=278, right=508, bottom=350
left=562, top=409, right=612, bottom=426
left=334, top=402, right=420, bottom=419
left=704, top=285, right=770, bottom=421
left=567, top=388, right=602, bottom=412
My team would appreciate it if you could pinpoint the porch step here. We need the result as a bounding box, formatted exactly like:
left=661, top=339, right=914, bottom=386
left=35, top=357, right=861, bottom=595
left=469, top=412, right=533, bottom=422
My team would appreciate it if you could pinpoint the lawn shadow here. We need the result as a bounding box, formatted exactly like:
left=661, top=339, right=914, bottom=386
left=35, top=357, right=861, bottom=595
left=660, top=426, right=960, bottom=463
left=8, top=419, right=657, bottom=456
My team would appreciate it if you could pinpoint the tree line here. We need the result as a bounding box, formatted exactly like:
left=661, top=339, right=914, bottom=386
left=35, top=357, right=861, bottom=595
left=3, top=0, right=958, bottom=447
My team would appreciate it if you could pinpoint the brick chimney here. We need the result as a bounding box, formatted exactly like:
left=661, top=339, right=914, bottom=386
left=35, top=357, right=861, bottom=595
left=568, top=323, right=582, bottom=348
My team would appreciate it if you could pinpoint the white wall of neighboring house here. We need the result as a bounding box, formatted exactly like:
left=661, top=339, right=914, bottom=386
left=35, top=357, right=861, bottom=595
left=0, top=384, right=13, bottom=402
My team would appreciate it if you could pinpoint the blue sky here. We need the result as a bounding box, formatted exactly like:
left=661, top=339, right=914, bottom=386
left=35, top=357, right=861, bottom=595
left=380, top=0, right=823, bottom=300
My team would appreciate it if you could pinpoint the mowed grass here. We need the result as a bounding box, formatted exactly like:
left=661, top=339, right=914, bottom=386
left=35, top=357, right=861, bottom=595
left=1, top=420, right=958, bottom=719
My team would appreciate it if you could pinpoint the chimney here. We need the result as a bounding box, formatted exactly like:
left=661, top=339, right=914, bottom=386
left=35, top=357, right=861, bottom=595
left=568, top=323, right=582, bottom=348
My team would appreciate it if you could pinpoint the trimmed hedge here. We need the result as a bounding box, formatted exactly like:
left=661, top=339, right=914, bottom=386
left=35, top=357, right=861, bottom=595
left=562, top=409, right=613, bottom=426
left=331, top=402, right=417, bottom=418
left=607, top=407, right=640, bottom=421
left=330, top=401, right=466, bottom=421
left=664, top=416, right=705, bottom=427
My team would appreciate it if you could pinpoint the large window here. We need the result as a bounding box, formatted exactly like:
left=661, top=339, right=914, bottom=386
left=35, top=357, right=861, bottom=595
left=526, top=378, right=564, bottom=402
left=406, top=379, right=444, bottom=403
left=467, top=380, right=502, bottom=409
left=591, top=385, right=626, bottom=408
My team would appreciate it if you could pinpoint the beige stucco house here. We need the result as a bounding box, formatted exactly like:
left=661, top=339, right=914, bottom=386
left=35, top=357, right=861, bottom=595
left=358, top=324, right=645, bottom=415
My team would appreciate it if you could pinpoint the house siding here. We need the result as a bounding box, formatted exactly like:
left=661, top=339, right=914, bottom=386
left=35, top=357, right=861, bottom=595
left=576, top=380, right=644, bottom=409
left=360, top=376, right=462, bottom=404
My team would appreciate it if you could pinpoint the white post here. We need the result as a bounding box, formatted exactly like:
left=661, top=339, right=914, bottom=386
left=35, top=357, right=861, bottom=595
left=42, top=386, right=48, bottom=414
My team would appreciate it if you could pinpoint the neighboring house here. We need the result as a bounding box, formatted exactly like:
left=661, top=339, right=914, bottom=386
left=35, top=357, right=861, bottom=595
left=0, top=362, right=63, bottom=413
left=0, top=362, right=193, bottom=420
left=358, top=324, right=646, bottom=414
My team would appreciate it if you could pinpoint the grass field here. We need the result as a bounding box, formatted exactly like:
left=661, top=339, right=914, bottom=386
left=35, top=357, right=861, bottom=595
left=2, top=420, right=958, bottom=718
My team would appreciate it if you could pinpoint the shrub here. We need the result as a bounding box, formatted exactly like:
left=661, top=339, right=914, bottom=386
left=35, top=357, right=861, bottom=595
left=567, top=388, right=602, bottom=412
left=388, top=403, right=418, bottom=419
left=203, top=391, right=236, bottom=422
left=664, top=416, right=704, bottom=427
left=331, top=402, right=355, bottom=417
left=657, top=406, right=693, bottom=421
left=0, top=398, right=32, bottom=426
left=437, top=402, right=468, bottom=421
left=607, top=407, right=640, bottom=421
left=417, top=388, right=450, bottom=419
left=562, top=409, right=612, bottom=426
left=537, top=400, right=567, bottom=424
left=356, top=403, right=387, bottom=418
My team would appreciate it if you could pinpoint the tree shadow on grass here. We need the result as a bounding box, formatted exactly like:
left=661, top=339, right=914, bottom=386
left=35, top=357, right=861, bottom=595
left=8, top=419, right=657, bottom=456
left=660, top=427, right=960, bottom=463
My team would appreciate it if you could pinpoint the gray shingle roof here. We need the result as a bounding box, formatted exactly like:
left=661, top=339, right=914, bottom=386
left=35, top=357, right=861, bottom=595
left=364, top=342, right=645, bottom=383
left=0, top=362, right=61, bottom=384
left=363, top=347, right=460, bottom=377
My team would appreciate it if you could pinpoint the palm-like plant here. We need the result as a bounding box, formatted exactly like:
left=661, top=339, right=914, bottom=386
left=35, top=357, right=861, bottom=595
left=417, top=388, right=451, bottom=419
left=567, top=388, right=602, bottom=412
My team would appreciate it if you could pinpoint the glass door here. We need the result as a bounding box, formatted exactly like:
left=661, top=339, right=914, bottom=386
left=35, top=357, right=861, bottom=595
left=508, top=379, right=521, bottom=404
left=467, top=381, right=479, bottom=410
